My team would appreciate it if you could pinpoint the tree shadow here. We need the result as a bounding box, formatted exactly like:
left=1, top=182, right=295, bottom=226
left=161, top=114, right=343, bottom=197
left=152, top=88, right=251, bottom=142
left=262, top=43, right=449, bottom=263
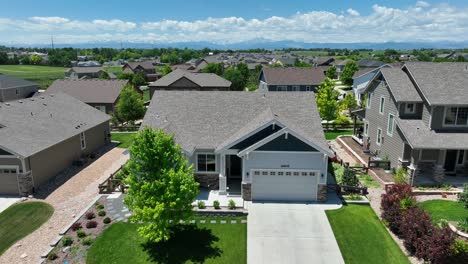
left=141, top=224, right=222, bottom=264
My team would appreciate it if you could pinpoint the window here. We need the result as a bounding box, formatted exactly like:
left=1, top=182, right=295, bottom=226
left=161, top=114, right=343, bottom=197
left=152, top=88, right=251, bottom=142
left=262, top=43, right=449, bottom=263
left=444, top=107, right=468, bottom=126
left=277, top=86, right=287, bottom=91
left=379, top=96, right=385, bottom=114
left=306, top=86, right=311, bottom=91
left=80, top=132, right=86, bottom=150
left=366, top=92, right=373, bottom=109
left=387, top=114, right=395, bottom=136
left=376, top=128, right=382, bottom=146
left=197, top=154, right=216, bottom=172
left=292, top=85, right=300, bottom=91
left=458, top=150, right=466, bottom=165
left=405, top=103, right=416, bottom=114
left=364, top=122, right=369, bottom=136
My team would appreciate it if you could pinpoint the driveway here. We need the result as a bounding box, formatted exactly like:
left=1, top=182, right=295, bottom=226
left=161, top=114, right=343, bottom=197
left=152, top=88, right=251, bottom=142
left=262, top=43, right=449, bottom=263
left=247, top=195, right=344, bottom=264
left=0, top=196, right=20, bottom=213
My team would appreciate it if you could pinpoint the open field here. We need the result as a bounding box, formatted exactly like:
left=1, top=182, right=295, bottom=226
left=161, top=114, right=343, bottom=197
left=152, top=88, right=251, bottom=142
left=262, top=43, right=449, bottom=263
left=0, top=65, right=67, bottom=88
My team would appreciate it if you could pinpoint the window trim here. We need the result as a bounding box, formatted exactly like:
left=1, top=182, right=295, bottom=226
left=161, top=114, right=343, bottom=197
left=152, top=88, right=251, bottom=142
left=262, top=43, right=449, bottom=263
left=80, top=132, right=86, bottom=150
left=387, top=113, right=395, bottom=137
left=404, top=103, right=416, bottom=114
left=457, top=150, right=466, bottom=165
left=277, top=85, right=287, bottom=91
left=366, top=92, right=372, bottom=109
left=443, top=106, right=468, bottom=127
left=379, top=96, right=385, bottom=115
left=364, top=121, right=369, bottom=137
left=195, top=153, right=218, bottom=174
left=376, top=128, right=382, bottom=146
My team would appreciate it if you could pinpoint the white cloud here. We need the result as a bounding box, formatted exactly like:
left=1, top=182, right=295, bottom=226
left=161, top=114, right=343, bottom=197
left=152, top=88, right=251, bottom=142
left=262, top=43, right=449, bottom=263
left=0, top=1, right=467, bottom=45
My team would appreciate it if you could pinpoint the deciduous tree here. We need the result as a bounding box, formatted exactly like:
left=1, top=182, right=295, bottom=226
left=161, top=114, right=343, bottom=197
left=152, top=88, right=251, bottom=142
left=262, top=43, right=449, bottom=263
left=162, top=64, right=172, bottom=76
left=116, top=86, right=146, bottom=124
left=326, top=66, right=337, bottom=79
left=223, top=66, right=246, bottom=91
left=316, top=78, right=339, bottom=121
left=340, top=61, right=359, bottom=86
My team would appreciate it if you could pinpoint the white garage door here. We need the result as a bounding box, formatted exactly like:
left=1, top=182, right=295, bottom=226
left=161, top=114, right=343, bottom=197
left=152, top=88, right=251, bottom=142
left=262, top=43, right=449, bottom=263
left=251, top=169, right=319, bottom=202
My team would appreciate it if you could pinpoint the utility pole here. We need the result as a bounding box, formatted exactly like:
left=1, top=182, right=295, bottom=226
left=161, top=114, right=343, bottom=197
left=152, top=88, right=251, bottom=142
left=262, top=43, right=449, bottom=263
left=51, top=36, right=55, bottom=49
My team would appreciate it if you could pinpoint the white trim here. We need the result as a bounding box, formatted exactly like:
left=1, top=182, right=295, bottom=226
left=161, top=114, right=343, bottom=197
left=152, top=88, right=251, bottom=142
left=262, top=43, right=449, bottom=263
left=442, top=106, right=468, bottom=128
left=0, top=146, right=23, bottom=158
left=379, top=96, right=385, bottom=115
left=366, top=92, right=373, bottom=109
left=364, top=121, right=369, bottom=137
left=376, top=128, right=382, bottom=146
left=387, top=113, right=395, bottom=137
left=195, top=152, right=218, bottom=174
left=251, top=151, right=324, bottom=155
left=404, top=103, right=416, bottom=114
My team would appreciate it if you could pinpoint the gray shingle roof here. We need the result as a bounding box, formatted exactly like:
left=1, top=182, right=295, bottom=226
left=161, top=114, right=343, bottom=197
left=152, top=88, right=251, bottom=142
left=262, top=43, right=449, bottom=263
left=142, top=91, right=331, bottom=155
left=404, top=62, right=468, bottom=105
left=0, top=75, right=38, bottom=89
left=125, top=61, right=154, bottom=71
left=45, top=79, right=128, bottom=104
left=0, top=93, right=110, bottom=157
left=396, top=118, right=468, bottom=149
left=358, top=59, right=386, bottom=68
left=380, top=68, right=422, bottom=103
left=149, top=69, right=231, bottom=88
left=262, top=67, right=326, bottom=86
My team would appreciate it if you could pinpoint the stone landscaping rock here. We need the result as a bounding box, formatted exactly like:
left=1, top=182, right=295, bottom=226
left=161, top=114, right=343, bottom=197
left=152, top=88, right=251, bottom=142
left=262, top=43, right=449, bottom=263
left=62, top=246, right=71, bottom=253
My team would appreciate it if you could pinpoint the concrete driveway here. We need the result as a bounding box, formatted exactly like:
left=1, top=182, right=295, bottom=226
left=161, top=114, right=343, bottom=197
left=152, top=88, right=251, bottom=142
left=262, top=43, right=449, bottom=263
left=0, top=196, right=20, bottom=213
left=247, top=195, right=344, bottom=264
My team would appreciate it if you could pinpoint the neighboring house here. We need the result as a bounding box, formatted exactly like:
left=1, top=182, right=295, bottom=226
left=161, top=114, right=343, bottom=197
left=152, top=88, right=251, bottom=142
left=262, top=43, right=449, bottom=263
left=45, top=79, right=129, bottom=113
left=312, top=57, right=335, bottom=67
left=0, top=75, right=38, bottom=102
left=259, top=67, right=326, bottom=92
left=274, top=57, right=297, bottom=67
left=357, top=59, right=386, bottom=68
left=333, top=59, right=350, bottom=79
left=361, top=62, right=468, bottom=182
left=65, top=67, right=105, bottom=79
left=148, top=69, right=231, bottom=98
left=122, top=61, right=159, bottom=81
left=353, top=64, right=394, bottom=104
left=142, top=91, right=333, bottom=202
left=171, top=58, right=208, bottom=73
left=0, top=93, right=111, bottom=195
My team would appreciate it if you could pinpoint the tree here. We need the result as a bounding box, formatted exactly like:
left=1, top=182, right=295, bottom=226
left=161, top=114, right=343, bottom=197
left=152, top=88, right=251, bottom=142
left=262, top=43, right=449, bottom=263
left=340, top=61, right=359, bottom=86
left=99, top=71, right=110, bottom=80
left=130, top=73, right=147, bottom=88
left=0, top=52, right=8, bottom=64
left=316, top=78, right=339, bottom=121
left=162, top=64, right=172, bottom=76
left=237, top=62, right=250, bottom=83
left=340, top=93, right=358, bottom=114
left=116, top=86, right=146, bottom=124
left=326, top=66, right=337, bottom=79
left=223, top=66, right=246, bottom=91
left=201, top=63, right=223, bottom=76
left=459, top=184, right=468, bottom=209
left=124, top=128, right=199, bottom=242
left=20, top=56, right=30, bottom=65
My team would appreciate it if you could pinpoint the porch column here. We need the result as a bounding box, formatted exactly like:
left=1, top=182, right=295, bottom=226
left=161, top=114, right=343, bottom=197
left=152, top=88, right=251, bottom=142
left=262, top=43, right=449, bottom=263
left=219, top=154, right=227, bottom=194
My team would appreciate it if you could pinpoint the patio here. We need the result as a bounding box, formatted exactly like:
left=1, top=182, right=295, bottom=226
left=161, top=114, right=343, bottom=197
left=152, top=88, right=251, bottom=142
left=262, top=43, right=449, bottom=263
left=193, top=188, right=245, bottom=208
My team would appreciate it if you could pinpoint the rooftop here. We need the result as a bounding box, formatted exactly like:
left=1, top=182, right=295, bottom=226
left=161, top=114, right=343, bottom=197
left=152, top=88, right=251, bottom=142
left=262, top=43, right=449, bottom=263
left=0, top=75, right=38, bottom=89
left=150, top=69, right=231, bottom=88
left=261, top=67, right=326, bottom=86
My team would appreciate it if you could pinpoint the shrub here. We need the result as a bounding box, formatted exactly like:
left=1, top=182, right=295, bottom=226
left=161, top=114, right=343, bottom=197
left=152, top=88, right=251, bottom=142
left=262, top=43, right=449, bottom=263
left=346, top=193, right=363, bottom=200
left=85, top=212, right=96, bottom=220
left=381, top=183, right=414, bottom=235
left=393, top=168, right=408, bottom=183
left=213, top=200, right=220, bottom=209
left=459, top=183, right=468, bottom=209
left=81, top=237, right=94, bottom=246
left=399, top=196, right=417, bottom=210
left=342, top=168, right=359, bottom=187
left=437, top=219, right=449, bottom=229
left=62, top=236, right=73, bottom=247
left=228, top=199, right=236, bottom=210
left=420, top=227, right=454, bottom=264
left=197, top=201, right=206, bottom=209
left=449, top=238, right=468, bottom=263
left=86, top=220, right=98, bottom=229
left=103, top=217, right=111, bottom=224
left=457, top=218, right=468, bottom=232
left=76, top=230, right=86, bottom=238
left=96, top=204, right=104, bottom=210
left=400, top=207, right=434, bottom=255
left=47, top=251, right=58, bottom=260
left=98, top=210, right=106, bottom=217
left=71, top=222, right=82, bottom=231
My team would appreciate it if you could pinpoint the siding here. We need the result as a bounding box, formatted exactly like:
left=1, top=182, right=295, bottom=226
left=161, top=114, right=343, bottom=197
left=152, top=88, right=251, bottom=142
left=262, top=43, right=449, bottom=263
left=0, top=84, right=38, bottom=102
left=421, top=103, right=432, bottom=127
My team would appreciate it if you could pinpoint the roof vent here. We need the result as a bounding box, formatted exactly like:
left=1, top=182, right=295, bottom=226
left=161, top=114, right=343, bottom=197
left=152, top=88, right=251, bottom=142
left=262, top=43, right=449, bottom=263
left=5, top=103, right=10, bottom=106
left=18, top=100, right=22, bottom=103
left=43, top=103, right=47, bottom=106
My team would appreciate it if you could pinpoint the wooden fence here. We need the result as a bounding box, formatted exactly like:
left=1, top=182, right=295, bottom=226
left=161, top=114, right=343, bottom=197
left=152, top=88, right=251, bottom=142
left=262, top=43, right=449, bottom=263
left=368, top=156, right=391, bottom=170
left=111, top=126, right=140, bottom=132
left=98, top=165, right=128, bottom=194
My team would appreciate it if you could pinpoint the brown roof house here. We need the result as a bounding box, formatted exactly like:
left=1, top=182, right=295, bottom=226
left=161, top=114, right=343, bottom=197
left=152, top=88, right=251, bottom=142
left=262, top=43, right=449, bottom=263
left=122, top=61, right=160, bottom=81
left=45, top=79, right=129, bottom=113
left=65, top=67, right=106, bottom=79
left=148, top=69, right=232, bottom=98
left=0, top=75, right=38, bottom=102
left=259, top=67, right=327, bottom=92
left=0, top=93, right=111, bottom=195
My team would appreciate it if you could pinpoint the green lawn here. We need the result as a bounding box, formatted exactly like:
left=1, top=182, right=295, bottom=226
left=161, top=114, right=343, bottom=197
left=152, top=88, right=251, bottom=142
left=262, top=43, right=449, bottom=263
left=326, top=204, right=410, bottom=264
left=143, top=89, right=151, bottom=102
left=0, top=65, right=67, bottom=89
left=325, top=130, right=354, bottom=140
left=87, top=218, right=246, bottom=264
left=419, top=199, right=468, bottom=222
left=0, top=201, right=54, bottom=254
left=111, top=133, right=137, bottom=148
left=104, top=66, right=123, bottom=75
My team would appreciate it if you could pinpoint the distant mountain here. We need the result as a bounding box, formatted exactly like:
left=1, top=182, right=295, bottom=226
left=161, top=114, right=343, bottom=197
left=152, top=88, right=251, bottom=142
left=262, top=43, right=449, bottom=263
left=7, top=40, right=468, bottom=50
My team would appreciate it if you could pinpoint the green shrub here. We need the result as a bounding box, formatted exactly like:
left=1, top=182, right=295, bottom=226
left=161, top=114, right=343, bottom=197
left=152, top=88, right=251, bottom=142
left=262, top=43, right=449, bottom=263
left=62, top=236, right=73, bottom=247
left=197, top=201, right=206, bottom=209
left=103, top=217, right=111, bottom=224
left=345, top=193, right=363, bottom=200
left=342, top=168, right=359, bottom=187
left=213, top=200, right=220, bottom=209
left=76, top=230, right=86, bottom=238
left=332, top=163, right=345, bottom=183
left=438, top=219, right=449, bottom=228
left=98, top=210, right=106, bottom=217
left=394, top=168, right=408, bottom=184
left=457, top=218, right=468, bottom=232
left=47, top=251, right=58, bottom=260
left=81, top=237, right=94, bottom=246
left=228, top=199, right=236, bottom=210
left=96, top=204, right=104, bottom=210
left=451, top=238, right=468, bottom=255
left=458, top=183, right=468, bottom=209
left=399, top=196, right=417, bottom=210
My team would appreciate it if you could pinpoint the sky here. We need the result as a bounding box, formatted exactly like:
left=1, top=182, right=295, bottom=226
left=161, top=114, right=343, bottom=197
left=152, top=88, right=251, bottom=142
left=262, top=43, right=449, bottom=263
left=1, top=0, right=467, bottom=45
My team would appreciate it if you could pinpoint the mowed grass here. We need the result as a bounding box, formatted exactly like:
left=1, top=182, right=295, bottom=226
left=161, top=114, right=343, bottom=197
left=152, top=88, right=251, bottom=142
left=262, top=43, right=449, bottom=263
left=325, top=130, right=354, bottom=140
left=0, top=65, right=67, bottom=88
left=0, top=201, right=54, bottom=254
left=87, top=217, right=246, bottom=264
left=419, top=199, right=468, bottom=222
left=326, top=204, right=409, bottom=264
left=104, top=66, right=123, bottom=75
left=111, top=133, right=137, bottom=148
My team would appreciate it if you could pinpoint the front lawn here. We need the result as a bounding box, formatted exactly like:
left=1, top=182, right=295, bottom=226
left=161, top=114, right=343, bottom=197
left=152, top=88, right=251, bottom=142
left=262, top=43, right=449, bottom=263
left=0, top=201, right=54, bottom=254
left=111, top=133, right=137, bottom=148
left=326, top=204, right=409, bottom=264
left=419, top=199, right=468, bottom=222
left=87, top=218, right=246, bottom=264
left=325, top=130, right=353, bottom=140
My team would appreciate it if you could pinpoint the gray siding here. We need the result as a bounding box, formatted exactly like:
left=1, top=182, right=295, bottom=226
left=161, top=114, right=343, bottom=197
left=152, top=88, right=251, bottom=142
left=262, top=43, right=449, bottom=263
left=422, top=103, right=432, bottom=127
left=0, top=84, right=38, bottom=102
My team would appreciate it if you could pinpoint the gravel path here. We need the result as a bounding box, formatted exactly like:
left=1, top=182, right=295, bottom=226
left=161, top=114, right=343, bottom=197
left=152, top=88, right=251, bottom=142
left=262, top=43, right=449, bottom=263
left=0, top=147, right=129, bottom=264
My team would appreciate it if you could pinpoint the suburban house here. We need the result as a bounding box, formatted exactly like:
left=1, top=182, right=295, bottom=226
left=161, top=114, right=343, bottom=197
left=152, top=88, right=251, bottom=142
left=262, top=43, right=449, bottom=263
left=148, top=69, right=232, bottom=98
left=0, top=93, right=111, bottom=196
left=0, top=75, right=38, bottom=102
left=172, top=58, right=208, bottom=73
left=122, top=61, right=160, bottom=81
left=142, top=91, right=333, bottom=202
left=360, top=62, right=468, bottom=184
left=259, top=67, right=327, bottom=92
left=65, top=67, right=106, bottom=79
left=353, top=64, right=394, bottom=104
left=45, top=79, right=130, bottom=113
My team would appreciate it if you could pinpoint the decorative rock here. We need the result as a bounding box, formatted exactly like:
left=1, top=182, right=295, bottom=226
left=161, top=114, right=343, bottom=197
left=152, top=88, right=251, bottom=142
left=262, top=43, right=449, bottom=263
left=220, top=220, right=226, bottom=224
left=231, top=220, right=237, bottom=224
left=200, top=220, right=206, bottom=223
left=241, top=220, right=247, bottom=224
left=15, top=243, right=22, bottom=248
left=62, top=246, right=71, bottom=253
left=20, top=253, right=27, bottom=259
left=210, top=220, right=216, bottom=224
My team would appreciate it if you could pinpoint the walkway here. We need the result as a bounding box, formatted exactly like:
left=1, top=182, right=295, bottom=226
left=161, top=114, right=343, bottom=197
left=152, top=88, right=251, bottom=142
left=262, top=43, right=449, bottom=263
left=0, top=147, right=129, bottom=264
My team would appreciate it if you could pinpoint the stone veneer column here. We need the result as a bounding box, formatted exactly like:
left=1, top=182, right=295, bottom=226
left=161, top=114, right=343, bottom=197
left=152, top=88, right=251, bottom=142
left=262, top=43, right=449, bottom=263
left=194, top=174, right=219, bottom=190
left=242, top=183, right=252, bottom=201
left=317, top=184, right=327, bottom=202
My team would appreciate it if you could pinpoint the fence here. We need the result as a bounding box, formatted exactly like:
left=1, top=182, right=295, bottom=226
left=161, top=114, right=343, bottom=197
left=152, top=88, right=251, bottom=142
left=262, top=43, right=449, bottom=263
left=111, top=126, right=140, bottom=132
left=98, top=165, right=128, bottom=194
left=368, top=156, right=391, bottom=170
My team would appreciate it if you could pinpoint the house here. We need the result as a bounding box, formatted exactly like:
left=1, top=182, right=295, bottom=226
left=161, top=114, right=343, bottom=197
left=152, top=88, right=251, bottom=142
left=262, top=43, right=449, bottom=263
left=0, top=75, right=38, bottom=102
left=171, top=58, right=208, bottom=73
left=44, top=79, right=129, bottom=113
left=142, top=91, right=333, bottom=202
left=0, top=93, right=111, bottom=195
left=65, top=67, right=105, bottom=79
left=148, top=69, right=231, bottom=98
left=333, top=59, right=351, bottom=79
left=352, top=64, right=394, bottom=104
left=361, top=62, right=468, bottom=183
left=312, top=57, right=335, bottom=67
left=122, top=61, right=159, bottom=81
left=259, top=67, right=326, bottom=92
left=357, top=59, right=386, bottom=68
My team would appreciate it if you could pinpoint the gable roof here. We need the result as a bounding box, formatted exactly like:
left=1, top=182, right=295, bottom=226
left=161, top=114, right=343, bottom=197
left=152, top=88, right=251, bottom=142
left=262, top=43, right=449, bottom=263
left=0, top=75, right=38, bottom=89
left=45, top=79, right=129, bottom=104
left=124, top=61, right=154, bottom=71
left=379, top=68, right=422, bottom=103
left=261, top=67, right=326, bottom=86
left=149, top=69, right=231, bottom=88
left=0, top=93, right=110, bottom=157
left=68, top=67, right=104, bottom=74
left=403, top=62, right=468, bottom=105
left=142, top=91, right=332, bottom=156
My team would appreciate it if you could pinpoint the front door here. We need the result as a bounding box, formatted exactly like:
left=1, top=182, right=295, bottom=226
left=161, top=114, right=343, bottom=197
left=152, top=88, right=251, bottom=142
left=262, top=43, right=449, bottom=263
left=444, top=150, right=458, bottom=172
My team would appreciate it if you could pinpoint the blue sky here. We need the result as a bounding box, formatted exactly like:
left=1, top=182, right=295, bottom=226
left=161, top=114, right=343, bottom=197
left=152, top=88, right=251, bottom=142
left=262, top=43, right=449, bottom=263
left=0, top=0, right=467, bottom=45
